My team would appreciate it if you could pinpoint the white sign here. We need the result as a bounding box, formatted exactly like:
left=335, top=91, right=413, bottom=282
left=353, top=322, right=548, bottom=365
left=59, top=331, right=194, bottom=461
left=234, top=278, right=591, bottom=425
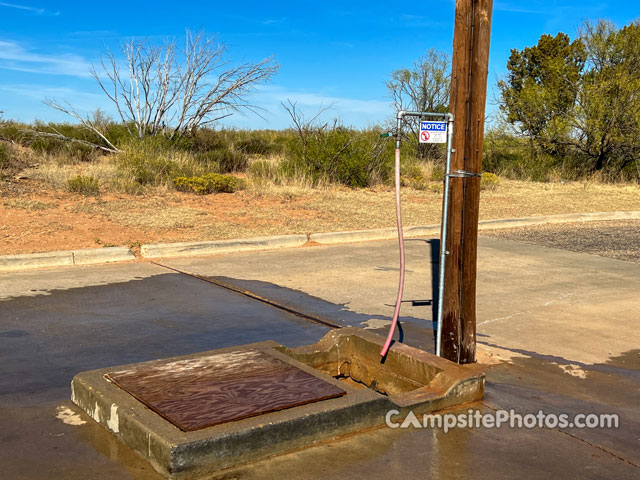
left=419, top=121, right=447, bottom=144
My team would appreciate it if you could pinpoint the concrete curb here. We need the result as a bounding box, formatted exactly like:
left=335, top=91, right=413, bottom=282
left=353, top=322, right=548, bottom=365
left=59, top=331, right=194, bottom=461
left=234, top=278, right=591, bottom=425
left=308, top=211, right=640, bottom=245
left=308, top=225, right=442, bottom=245
left=0, top=247, right=135, bottom=272
left=140, top=234, right=308, bottom=259
left=2, top=211, right=638, bottom=271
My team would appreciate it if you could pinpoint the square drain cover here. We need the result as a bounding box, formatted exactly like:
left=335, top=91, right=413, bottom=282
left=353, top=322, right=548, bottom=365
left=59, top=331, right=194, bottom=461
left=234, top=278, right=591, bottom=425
left=105, top=349, right=345, bottom=431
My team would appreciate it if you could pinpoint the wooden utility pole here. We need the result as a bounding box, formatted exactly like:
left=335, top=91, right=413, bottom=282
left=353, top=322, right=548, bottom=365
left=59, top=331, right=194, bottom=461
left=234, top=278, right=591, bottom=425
left=441, top=0, right=493, bottom=364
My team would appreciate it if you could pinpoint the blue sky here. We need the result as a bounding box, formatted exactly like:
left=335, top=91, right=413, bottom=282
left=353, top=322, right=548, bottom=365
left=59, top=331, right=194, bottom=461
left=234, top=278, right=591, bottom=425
left=0, top=1, right=637, bottom=129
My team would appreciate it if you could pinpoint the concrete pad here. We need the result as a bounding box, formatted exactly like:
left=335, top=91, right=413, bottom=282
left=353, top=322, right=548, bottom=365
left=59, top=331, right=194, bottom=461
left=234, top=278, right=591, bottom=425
left=2, top=232, right=639, bottom=479
left=71, top=328, right=483, bottom=478
left=140, top=235, right=308, bottom=259
left=211, top=402, right=640, bottom=480
left=160, top=234, right=640, bottom=366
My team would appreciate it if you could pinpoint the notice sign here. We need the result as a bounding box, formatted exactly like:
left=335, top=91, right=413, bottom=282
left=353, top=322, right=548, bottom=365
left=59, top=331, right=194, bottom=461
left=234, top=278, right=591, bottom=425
left=419, top=121, right=447, bottom=144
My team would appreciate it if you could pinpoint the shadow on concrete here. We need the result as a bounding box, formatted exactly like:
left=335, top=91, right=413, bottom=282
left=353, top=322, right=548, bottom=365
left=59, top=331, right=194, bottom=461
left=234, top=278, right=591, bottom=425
left=404, top=238, right=441, bottom=349
left=0, top=270, right=438, bottom=404
left=0, top=272, right=333, bottom=402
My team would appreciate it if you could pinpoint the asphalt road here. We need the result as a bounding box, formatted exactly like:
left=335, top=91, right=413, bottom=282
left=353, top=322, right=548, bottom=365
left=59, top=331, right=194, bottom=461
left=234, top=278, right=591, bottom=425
left=481, top=219, right=640, bottom=263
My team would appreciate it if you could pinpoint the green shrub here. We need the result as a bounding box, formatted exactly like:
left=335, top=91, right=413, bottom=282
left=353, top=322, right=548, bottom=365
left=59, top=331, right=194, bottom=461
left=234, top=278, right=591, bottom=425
left=481, top=172, right=501, bottom=190
left=400, top=163, right=423, bottom=180
left=0, top=122, right=26, bottom=144
left=191, top=128, right=230, bottom=152
left=118, top=151, right=179, bottom=185
left=172, top=173, right=243, bottom=194
left=236, top=136, right=282, bottom=156
left=115, top=137, right=206, bottom=187
left=67, top=175, right=100, bottom=196
left=208, top=148, right=248, bottom=173
left=399, top=162, right=428, bottom=189
left=0, top=143, right=8, bottom=170
left=109, top=175, right=145, bottom=195
left=192, top=151, right=221, bottom=173
left=282, top=126, right=394, bottom=188
left=430, top=166, right=445, bottom=182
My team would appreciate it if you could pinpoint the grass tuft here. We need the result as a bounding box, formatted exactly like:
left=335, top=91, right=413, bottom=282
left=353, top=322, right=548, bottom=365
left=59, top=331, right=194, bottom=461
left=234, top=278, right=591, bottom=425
left=173, top=173, right=243, bottom=194
left=66, top=175, right=100, bottom=196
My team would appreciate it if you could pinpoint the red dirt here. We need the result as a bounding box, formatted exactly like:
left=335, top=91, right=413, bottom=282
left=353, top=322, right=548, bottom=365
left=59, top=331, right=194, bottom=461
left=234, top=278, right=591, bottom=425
left=0, top=180, right=317, bottom=255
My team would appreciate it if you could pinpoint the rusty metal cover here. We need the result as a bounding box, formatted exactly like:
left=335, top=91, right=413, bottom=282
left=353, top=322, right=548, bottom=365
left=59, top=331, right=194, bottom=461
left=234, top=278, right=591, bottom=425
left=105, top=349, right=345, bottom=431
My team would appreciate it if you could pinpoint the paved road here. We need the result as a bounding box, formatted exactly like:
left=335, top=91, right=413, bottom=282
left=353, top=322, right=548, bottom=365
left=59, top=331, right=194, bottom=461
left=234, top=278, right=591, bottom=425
left=482, top=219, right=640, bottom=263
left=1, top=234, right=639, bottom=479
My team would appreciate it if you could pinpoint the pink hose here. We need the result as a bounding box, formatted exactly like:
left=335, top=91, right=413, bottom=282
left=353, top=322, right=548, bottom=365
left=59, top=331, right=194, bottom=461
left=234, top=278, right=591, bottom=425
left=380, top=147, right=405, bottom=357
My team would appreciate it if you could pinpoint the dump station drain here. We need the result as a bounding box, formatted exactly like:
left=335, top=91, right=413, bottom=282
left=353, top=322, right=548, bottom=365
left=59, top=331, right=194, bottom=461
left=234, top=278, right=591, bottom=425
left=106, top=349, right=345, bottom=431
left=73, top=329, right=484, bottom=479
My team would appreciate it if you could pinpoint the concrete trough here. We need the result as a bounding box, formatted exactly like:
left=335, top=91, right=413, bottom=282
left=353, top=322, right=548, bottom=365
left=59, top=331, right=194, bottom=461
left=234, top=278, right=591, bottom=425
left=71, top=328, right=484, bottom=479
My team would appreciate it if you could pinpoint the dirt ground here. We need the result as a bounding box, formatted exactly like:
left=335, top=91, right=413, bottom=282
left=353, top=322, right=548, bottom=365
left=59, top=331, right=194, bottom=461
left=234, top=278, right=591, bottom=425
left=481, top=219, right=640, bottom=263
left=1, top=178, right=639, bottom=255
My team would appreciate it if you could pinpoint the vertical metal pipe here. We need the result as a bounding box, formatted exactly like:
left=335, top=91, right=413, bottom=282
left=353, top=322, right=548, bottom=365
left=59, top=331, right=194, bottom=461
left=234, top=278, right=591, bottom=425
left=395, top=113, right=403, bottom=149
left=436, top=114, right=454, bottom=357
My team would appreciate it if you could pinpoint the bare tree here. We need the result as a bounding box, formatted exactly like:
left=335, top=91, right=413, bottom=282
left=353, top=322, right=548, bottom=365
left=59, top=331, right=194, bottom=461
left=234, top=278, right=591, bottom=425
left=48, top=30, right=279, bottom=143
left=281, top=99, right=335, bottom=162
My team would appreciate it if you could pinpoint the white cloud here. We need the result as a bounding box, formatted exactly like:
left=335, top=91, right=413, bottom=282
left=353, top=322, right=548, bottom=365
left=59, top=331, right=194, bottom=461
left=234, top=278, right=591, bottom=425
left=263, top=17, right=286, bottom=25
left=0, top=84, right=102, bottom=102
left=0, top=40, right=92, bottom=77
left=0, top=84, right=112, bottom=118
left=0, top=1, right=43, bottom=13
left=0, top=1, right=58, bottom=15
left=494, top=2, right=547, bottom=15
left=220, top=85, right=392, bottom=129
left=0, top=81, right=393, bottom=129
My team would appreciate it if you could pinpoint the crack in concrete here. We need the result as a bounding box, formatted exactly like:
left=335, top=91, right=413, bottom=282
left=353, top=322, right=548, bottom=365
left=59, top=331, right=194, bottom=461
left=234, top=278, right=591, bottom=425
left=480, top=401, right=640, bottom=469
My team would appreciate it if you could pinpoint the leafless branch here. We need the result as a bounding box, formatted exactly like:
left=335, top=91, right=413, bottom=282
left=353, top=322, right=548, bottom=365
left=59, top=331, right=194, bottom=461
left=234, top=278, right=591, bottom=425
left=23, top=128, right=119, bottom=153
left=43, top=99, right=120, bottom=152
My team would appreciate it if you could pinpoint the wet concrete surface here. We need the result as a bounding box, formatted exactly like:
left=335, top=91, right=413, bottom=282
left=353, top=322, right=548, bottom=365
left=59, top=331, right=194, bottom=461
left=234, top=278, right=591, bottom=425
left=0, top=264, right=329, bottom=406
left=1, top=235, right=639, bottom=479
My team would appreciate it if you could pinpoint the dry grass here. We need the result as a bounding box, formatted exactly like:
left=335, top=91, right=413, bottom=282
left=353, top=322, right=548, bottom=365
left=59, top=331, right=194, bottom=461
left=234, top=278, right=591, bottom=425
left=24, top=156, right=120, bottom=190
left=246, top=153, right=330, bottom=196
left=2, top=198, right=58, bottom=211
left=2, top=153, right=640, bottom=255
left=70, top=197, right=207, bottom=232
left=479, top=180, right=640, bottom=219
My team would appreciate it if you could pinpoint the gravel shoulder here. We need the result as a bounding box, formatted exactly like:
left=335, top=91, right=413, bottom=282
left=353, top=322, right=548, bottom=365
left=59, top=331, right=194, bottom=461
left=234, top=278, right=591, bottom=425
left=480, top=219, right=640, bottom=263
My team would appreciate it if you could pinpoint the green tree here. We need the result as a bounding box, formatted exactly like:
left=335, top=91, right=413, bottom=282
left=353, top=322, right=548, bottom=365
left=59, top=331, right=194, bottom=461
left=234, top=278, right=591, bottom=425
left=498, top=33, right=587, bottom=155
left=498, top=22, right=640, bottom=180
left=574, top=20, right=640, bottom=175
